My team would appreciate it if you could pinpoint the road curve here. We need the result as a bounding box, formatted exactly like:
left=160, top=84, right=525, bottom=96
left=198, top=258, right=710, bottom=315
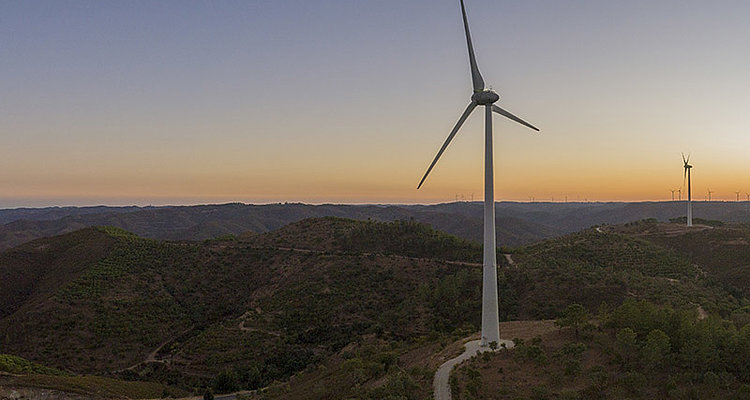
left=433, top=338, right=514, bottom=400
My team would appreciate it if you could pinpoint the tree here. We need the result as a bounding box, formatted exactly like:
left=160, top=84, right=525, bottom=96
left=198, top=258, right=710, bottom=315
left=615, top=328, right=638, bottom=368
left=642, top=329, right=670, bottom=370
left=556, top=303, right=590, bottom=337
left=212, top=369, right=239, bottom=393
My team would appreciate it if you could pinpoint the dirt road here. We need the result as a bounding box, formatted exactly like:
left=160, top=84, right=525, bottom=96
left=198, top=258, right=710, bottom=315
left=433, top=338, right=514, bottom=400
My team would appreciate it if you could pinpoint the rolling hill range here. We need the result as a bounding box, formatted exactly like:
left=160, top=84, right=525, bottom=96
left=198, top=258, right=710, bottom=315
left=1, top=217, right=750, bottom=398
left=1, top=201, right=749, bottom=252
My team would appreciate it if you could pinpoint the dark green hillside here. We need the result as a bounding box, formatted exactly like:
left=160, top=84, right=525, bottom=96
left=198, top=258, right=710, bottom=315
left=248, top=217, right=484, bottom=262
left=1, top=217, right=749, bottom=399
left=0, top=219, right=485, bottom=392
left=500, top=226, right=746, bottom=319
left=0, top=228, right=116, bottom=318
left=628, top=222, right=750, bottom=298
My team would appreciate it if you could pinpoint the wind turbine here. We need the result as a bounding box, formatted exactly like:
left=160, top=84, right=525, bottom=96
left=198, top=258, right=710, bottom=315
left=417, top=0, right=539, bottom=347
left=683, top=154, right=692, bottom=227
left=736, top=191, right=740, bottom=202
left=670, top=189, right=676, bottom=201
left=707, top=189, right=714, bottom=202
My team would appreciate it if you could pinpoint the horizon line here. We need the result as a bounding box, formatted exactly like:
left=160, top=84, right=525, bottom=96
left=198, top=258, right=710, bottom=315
left=1, top=199, right=749, bottom=210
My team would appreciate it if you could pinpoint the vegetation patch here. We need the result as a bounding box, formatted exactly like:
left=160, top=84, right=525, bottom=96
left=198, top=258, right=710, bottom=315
left=0, top=354, right=68, bottom=376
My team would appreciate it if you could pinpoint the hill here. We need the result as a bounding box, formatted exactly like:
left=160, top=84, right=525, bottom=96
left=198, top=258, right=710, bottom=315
left=252, top=219, right=750, bottom=399
left=0, top=219, right=489, bottom=396
left=452, top=299, right=750, bottom=400
left=2, top=217, right=749, bottom=399
left=0, top=203, right=557, bottom=251
left=2, top=201, right=749, bottom=252
left=607, top=220, right=750, bottom=300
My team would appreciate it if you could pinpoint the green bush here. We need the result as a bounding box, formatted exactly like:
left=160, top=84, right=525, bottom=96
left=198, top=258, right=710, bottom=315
left=564, top=359, right=582, bottom=376
left=212, top=369, right=239, bottom=393
left=0, top=354, right=68, bottom=375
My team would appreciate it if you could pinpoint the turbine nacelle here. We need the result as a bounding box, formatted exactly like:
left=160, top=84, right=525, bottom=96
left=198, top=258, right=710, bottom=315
left=682, top=153, right=691, bottom=169
left=471, top=90, right=500, bottom=105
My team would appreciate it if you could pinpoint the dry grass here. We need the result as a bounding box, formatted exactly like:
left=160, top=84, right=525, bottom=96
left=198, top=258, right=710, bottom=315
left=0, top=374, right=189, bottom=399
left=499, top=320, right=556, bottom=341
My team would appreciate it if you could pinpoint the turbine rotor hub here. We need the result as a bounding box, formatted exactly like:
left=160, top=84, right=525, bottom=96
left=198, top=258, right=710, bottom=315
left=472, top=90, right=500, bottom=105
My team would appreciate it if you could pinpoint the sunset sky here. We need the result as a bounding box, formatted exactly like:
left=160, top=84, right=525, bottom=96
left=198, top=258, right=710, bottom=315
left=2, top=1, right=750, bottom=207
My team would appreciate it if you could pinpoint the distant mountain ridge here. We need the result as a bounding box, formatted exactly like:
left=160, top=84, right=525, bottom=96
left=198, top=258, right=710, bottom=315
left=1, top=201, right=749, bottom=251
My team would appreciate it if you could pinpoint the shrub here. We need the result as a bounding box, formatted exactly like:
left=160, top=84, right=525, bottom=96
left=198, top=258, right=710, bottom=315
left=212, top=370, right=239, bottom=393
left=587, top=365, right=608, bottom=390
left=556, top=304, right=590, bottom=336
left=620, top=371, right=647, bottom=395
left=564, top=359, right=582, bottom=376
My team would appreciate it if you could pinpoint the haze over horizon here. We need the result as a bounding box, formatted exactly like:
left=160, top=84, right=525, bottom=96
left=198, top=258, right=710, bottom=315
left=3, top=1, right=750, bottom=208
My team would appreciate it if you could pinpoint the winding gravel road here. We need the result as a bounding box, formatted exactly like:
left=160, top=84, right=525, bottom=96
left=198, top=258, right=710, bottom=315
left=433, top=338, right=514, bottom=400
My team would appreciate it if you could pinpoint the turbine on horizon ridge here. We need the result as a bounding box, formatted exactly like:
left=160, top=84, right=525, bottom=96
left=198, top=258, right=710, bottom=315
left=417, top=0, right=539, bottom=347
left=683, top=153, right=692, bottom=227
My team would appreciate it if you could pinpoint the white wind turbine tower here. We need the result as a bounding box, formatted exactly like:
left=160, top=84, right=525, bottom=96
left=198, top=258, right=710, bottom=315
left=417, top=0, right=539, bottom=346
left=683, top=154, right=692, bottom=227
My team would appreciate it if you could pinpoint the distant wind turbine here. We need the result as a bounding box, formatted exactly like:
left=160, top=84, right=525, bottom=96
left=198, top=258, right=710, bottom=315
left=736, top=191, right=740, bottom=202
left=417, top=0, right=539, bottom=347
left=707, top=189, right=714, bottom=202
left=670, top=189, right=676, bottom=201
left=683, top=154, right=692, bottom=227
left=678, top=188, right=682, bottom=201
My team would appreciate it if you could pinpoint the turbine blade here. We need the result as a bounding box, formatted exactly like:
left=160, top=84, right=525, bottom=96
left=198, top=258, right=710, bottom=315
left=460, top=0, right=485, bottom=92
left=417, top=102, right=478, bottom=189
left=491, top=105, right=540, bottom=131
left=682, top=152, right=686, bottom=164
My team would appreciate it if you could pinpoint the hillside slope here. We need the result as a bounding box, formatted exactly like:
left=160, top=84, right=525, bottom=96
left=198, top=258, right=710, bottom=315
left=609, top=220, right=750, bottom=299
left=2, top=217, right=748, bottom=399
left=0, top=220, right=487, bottom=390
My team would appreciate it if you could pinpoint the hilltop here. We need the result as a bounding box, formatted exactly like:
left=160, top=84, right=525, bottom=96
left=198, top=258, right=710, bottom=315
left=1, top=217, right=749, bottom=398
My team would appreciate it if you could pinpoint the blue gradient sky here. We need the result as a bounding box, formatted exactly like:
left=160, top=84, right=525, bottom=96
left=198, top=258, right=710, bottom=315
left=2, top=1, right=750, bottom=207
